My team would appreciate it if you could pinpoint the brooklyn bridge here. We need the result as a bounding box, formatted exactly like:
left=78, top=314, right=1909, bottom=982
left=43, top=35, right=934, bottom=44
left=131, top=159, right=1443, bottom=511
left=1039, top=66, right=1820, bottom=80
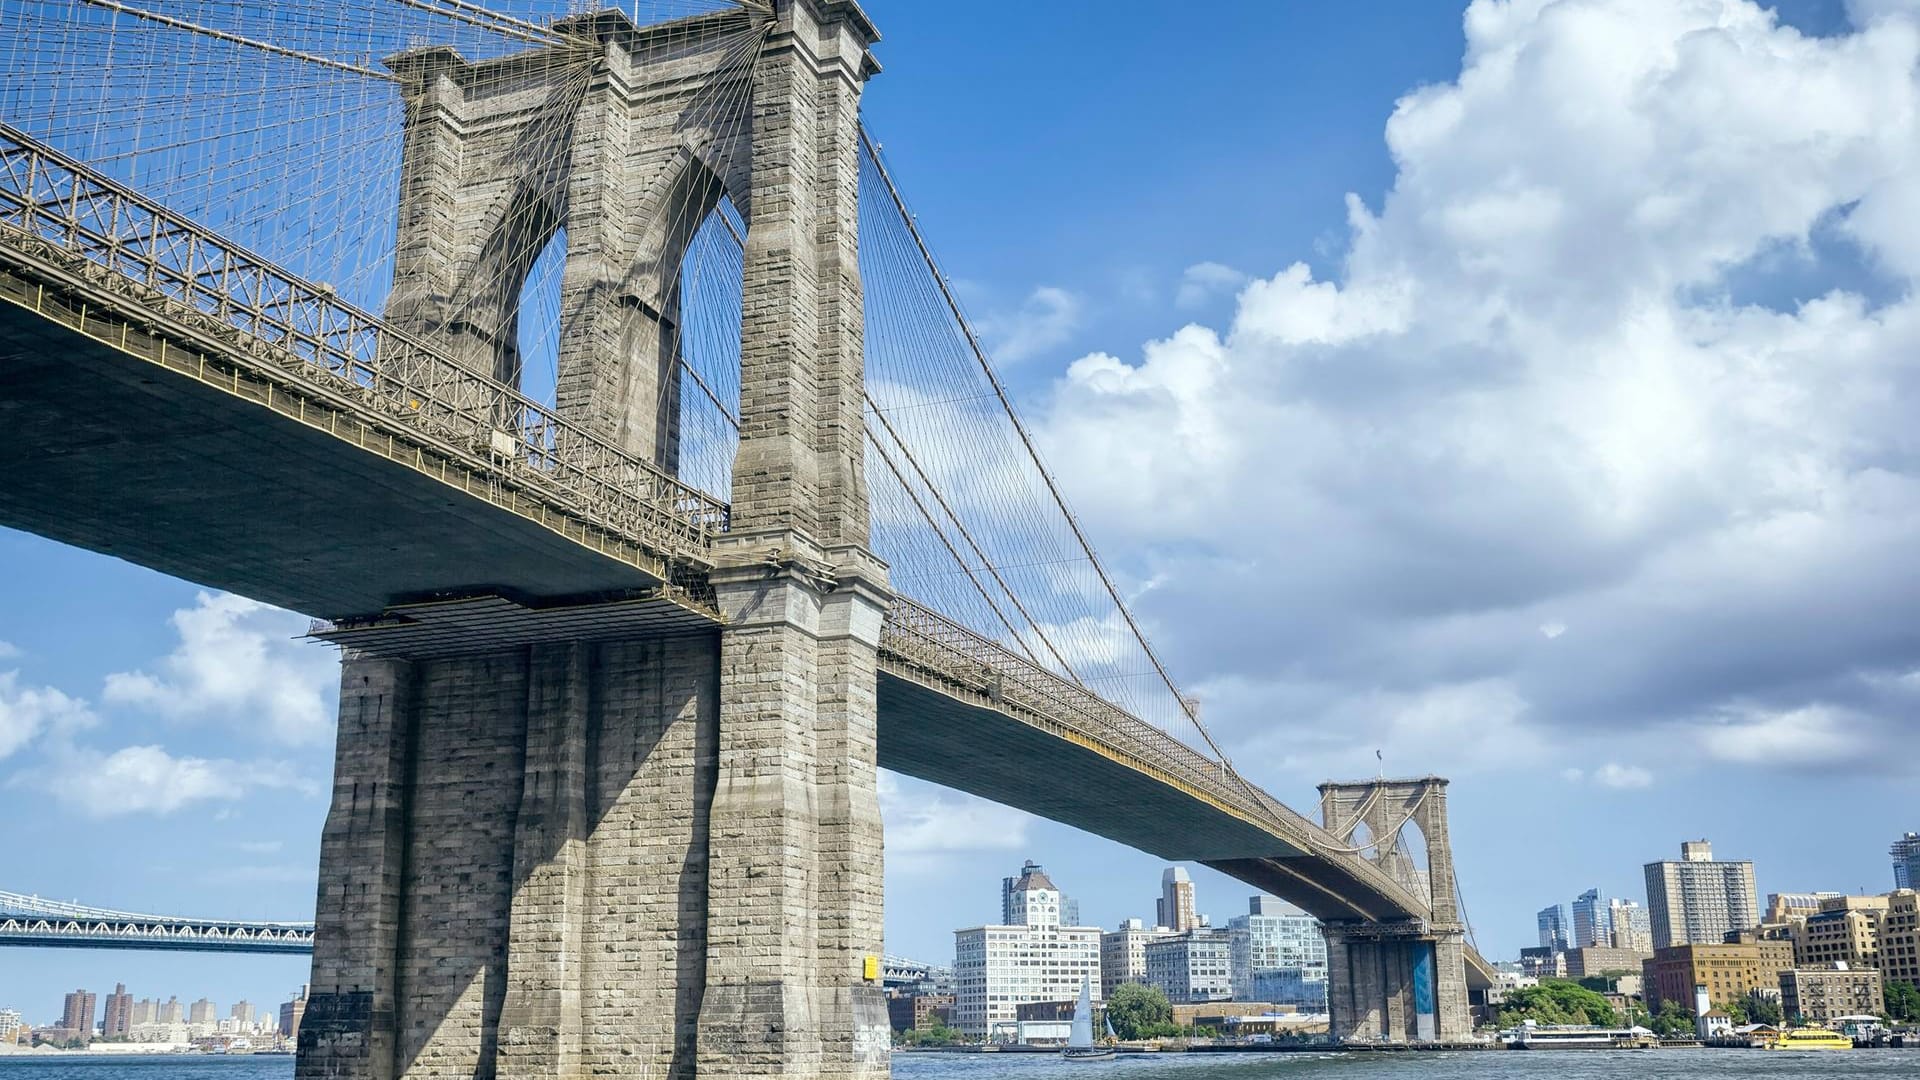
left=0, top=0, right=1492, bottom=1074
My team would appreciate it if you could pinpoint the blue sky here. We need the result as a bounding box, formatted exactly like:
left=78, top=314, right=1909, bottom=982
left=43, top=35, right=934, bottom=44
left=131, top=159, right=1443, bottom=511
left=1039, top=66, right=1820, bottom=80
left=4, top=0, right=1920, bottom=1023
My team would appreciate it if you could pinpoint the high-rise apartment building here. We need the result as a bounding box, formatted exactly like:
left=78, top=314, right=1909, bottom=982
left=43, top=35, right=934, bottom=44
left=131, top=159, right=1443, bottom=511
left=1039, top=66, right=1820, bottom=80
left=1227, top=896, right=1327, bottom=1009
left=1894, top=833, right=1920, bottom=891
left=1643, top=839, right=1758, bottom=949
left=1100, top=918, right=1172, bottom=997
left=952, top=861, right=1102, bottom=1039
left=61, top=989, right=96, bottom=1039
left=101, top=983, right=132, bottom=1039
left=1571, top=889, right=1611, bottom=948
left=1144, top=929, right=1232, bottom=1004
left=188, top=998, right=215, bottom=1025
left=157, top=997, right=184, bottom=1025
left=230, top=1001, right=255, bottom=1026
left=128, top=998, right=158, bottom=1027
left=1608, top=898, right=1653, bottom=951
left=1157, top=866, right=1197, bottom=932
left=1537, top=904, right=1569, bottom=951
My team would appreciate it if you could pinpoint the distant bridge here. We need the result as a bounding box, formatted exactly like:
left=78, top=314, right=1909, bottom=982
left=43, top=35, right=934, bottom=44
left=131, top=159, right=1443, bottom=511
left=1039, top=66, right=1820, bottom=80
left=0, top=891, right=314, bottom=955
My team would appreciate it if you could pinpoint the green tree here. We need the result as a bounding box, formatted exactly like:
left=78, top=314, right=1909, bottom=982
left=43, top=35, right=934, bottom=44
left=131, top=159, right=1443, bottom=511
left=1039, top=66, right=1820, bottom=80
left=1648, top=1000, right=1696, bottom=1038
left=1744, top=994, right=1783, bottom=1026
left=897, top=1018, right=965, bottom=1047
left=1104, top=983, right=1174, bottom=1040
left=1496, top=979, right=1620, bottom=1027
left=1718, top=998, right=1749, bottom=1025
left=1887, top=981, right=1920, bottom=1023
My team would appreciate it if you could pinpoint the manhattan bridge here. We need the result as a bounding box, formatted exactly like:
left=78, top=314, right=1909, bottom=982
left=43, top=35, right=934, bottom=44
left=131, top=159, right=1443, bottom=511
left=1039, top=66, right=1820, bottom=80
left=0, top=0, right=1493, bottom=1074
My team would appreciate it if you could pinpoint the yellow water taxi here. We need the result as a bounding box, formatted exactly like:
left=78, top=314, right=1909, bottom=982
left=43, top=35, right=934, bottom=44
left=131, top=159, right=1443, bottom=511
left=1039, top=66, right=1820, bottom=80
left=1766, top=1027, right=1852, bottom=1050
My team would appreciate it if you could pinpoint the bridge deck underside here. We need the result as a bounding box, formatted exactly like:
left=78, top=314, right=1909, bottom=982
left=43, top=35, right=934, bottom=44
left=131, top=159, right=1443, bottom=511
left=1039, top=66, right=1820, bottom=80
left=877, top=672, right=1305, bottom=866
left=0, top=291, right=676, bottom=618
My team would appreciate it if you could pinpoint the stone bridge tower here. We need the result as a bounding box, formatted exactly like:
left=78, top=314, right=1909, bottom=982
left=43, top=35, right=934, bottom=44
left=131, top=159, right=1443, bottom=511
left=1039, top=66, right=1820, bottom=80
left=298, top=4, right=891, bottom=1079
left=1317, top=776, right=1470, bottom=1044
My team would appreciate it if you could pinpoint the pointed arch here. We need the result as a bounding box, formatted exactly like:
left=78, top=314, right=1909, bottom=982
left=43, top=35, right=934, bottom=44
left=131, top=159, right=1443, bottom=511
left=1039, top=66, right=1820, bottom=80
left=555, top=147, right=736, bottom=470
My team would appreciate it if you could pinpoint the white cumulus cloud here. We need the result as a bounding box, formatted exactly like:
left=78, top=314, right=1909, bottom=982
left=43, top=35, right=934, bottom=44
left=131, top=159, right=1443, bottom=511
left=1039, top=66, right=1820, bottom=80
left=879, top=770, right=1033, bottom=873
left=0, top=671, right=96, bottom=761
left=1176, top=261, right=1250, bottom=309
left=21, top=744, right=318, bottom=817
left=104, top=592, right=337, bottom=745
left=1593, top=762, right=1654, bottom=789
left=1032, top=0, right=1920, bottom=779
left=978, top=286, right=1083, bottom=365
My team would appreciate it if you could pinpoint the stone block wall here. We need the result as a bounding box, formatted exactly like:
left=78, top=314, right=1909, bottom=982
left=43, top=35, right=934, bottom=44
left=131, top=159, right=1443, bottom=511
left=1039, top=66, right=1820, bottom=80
left=300, top=635, right=723, bottom=1080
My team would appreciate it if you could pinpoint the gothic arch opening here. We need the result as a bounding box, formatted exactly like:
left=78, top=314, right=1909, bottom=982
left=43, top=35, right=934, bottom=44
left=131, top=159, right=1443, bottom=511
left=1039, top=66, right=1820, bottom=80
left=674, top=196, right=745, bottom=501
left=1350, top=820, right=1376, bottom=856
left=450, top=186, right=563, bottom=391
left=1397, top=818, right=1434, bottom=906
left=517, top=225, right=569, bottom=412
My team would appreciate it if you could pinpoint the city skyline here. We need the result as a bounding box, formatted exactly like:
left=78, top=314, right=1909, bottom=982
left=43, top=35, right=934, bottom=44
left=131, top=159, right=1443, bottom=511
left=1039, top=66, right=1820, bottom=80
left=7, top=0, right=1920, bottom=1021
left=5, top=823, right=1914, bottom=1015
left=14, top=981, right=305, bottom=1036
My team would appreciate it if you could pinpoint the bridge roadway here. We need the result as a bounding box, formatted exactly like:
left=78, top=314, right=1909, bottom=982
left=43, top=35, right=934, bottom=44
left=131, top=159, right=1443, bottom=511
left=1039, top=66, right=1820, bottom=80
left=0, top=124, right=1491, bottom=982
left=0, top=891, right=314, bottom=955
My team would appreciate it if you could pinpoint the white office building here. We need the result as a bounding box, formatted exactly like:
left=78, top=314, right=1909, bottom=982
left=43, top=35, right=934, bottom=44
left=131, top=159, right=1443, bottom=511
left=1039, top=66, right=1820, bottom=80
left=1228, top=895, right=1327, bottom=1008
left=1145, top=929, right=1232, bottom=1004
left=1100, top=917, right=1173, bottom=997
left=953, top=862, right=1102, bottom=1039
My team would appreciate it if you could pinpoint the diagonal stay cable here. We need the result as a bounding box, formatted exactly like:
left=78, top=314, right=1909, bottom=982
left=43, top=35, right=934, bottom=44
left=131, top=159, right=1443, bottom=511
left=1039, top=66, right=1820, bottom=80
left=69, top=0, right=400, bottom=81
left=693, top=197, right=1081, bottom=679
left=864, top=427, right=1047, bottom=670
left=856, top=121, right=1243, bottom=771
left=866, top=393, right=1082, bottom=682
left=390, top=0, right=564, bottom=46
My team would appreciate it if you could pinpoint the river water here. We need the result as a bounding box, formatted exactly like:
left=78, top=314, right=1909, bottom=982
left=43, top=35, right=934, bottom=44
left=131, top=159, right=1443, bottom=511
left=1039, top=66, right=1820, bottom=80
left=2, top=1049, right=1917, bottom=1078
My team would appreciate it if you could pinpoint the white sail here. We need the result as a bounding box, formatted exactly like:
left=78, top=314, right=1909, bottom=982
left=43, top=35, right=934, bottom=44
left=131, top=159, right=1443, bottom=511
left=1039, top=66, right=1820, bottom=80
left=1069, top=976, right=1094, bottom=1048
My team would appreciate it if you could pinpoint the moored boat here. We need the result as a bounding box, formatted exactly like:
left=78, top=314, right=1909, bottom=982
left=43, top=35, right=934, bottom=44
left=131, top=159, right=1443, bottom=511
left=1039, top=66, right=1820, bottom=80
left=1766, top=1027, right=1852, bottom=1050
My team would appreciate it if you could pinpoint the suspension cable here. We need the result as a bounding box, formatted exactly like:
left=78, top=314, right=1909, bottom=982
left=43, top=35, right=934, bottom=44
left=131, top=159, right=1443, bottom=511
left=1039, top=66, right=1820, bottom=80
left=856, top=122, right=1241, bottom=769
left=867, top=393, right=1083, bottom=680
left=72, top=0, right=401, bottom=81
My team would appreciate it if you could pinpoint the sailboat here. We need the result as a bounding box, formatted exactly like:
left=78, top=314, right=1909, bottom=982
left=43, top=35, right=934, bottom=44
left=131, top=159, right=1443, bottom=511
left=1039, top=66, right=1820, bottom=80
left=1062, top=976, right=1117, bottom=1061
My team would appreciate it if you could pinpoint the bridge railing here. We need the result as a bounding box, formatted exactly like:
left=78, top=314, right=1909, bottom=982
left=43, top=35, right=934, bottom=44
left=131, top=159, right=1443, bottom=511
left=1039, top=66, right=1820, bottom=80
left=0, top=123, right=727, bottom=565
left=880, top=597, right=1440, bottom=920
left=882, top=596, right=1262, bottom=815
left=0, top=890, right=311, bottom=930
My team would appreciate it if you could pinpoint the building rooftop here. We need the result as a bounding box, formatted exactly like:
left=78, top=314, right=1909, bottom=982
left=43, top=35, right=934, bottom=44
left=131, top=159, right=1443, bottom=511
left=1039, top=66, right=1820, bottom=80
left=1011, top=862, right=1056, bottom=893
